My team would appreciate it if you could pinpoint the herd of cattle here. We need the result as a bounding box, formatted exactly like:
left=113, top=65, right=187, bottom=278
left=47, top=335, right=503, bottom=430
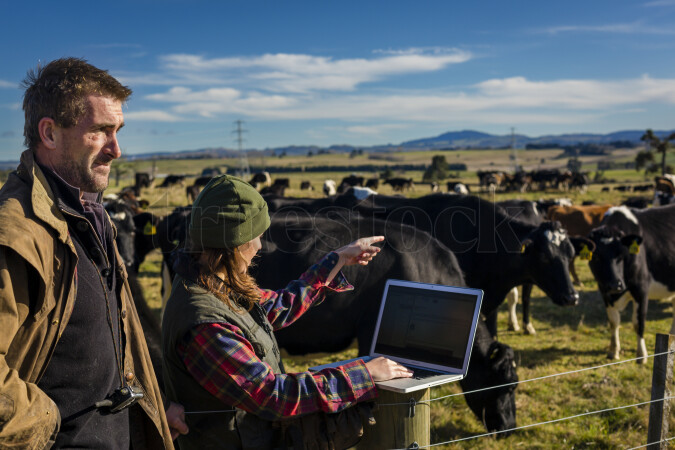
left=103, top=170, right=675, bottom=436
left=476, top=169, right=591, bottom=193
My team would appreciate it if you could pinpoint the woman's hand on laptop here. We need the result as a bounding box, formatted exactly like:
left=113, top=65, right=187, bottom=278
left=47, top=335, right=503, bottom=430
left=365, top=357, right=414, bottom=381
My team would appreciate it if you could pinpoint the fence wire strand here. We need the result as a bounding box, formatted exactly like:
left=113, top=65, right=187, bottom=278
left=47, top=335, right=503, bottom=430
left=391, top=395, right=675, bottom=449
left=626, top=435, right=675, bottom=450
left=379, top=350, right=675, bottom=407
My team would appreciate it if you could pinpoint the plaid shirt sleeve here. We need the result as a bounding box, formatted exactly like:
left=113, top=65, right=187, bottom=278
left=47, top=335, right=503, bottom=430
left=258, top=252, right=354, bottom=331
left=178, top=322, right=377, bottom=421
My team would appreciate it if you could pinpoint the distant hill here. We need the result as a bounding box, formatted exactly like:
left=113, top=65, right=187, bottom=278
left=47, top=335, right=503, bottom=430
left=130, top=128, right=674, bottom=160
left=3, top=129, right=672, bottom=168
left=399, top=129, right=675, bottom=150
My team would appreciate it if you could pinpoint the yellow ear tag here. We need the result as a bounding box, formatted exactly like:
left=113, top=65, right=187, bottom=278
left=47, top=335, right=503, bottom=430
left=143, top=221, right=157, bottom=235
left=579, top=244, right=592, bottom=261
left=521, top=243, right=527, bottom=253
left=629, top=240, right=640, bottom=255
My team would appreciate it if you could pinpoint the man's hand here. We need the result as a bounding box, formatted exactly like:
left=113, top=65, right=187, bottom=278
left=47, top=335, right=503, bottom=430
left=165, top=402, right=189, bottom=440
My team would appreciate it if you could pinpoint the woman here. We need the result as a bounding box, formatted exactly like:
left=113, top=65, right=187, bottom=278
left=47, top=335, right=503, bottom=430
left=161, top=175, right=412, bottom=449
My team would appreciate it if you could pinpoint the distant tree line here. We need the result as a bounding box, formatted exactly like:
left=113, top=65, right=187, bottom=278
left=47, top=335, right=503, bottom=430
left=525, top=141, right=635, bottom=153
left=247, top=163, right=430, bottom=174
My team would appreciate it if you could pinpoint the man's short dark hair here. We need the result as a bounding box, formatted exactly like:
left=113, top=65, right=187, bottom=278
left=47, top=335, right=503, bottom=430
left=22, top=57, right=132, bottom=150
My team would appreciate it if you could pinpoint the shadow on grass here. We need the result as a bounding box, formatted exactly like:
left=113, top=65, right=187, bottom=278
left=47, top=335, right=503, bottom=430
left=514, top=345, right=608, bottom=368
left=521, top=291, right=674, bottom=331
left=505, top=291, right=608, bottom=330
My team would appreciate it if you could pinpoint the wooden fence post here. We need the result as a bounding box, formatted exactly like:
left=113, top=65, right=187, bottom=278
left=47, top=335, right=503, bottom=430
left=356, top=388, right=430, bottom=449
left=647, top=333, right=675, bottom=449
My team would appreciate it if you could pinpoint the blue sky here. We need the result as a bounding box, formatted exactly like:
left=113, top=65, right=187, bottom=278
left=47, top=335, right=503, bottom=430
left=1, top=0, right=675, bottom=160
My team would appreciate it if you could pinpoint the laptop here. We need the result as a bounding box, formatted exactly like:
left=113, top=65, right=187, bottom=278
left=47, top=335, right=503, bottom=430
left=310, top=279, right=484, bottom=393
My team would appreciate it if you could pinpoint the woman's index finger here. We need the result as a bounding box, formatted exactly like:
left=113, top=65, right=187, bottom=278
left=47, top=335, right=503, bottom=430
left=363, top=235, right=385, bottom=245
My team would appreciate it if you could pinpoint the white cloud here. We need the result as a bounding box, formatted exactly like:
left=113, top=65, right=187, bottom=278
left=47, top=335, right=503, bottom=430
left=146, top=86, right=242, bottom=102
left=344, top=124, right=411, bottom=136
left=124, top=110, right=181, bottom=122
left=474, top=75, right=675, bottom=107
left=542, top=21, right=675, bottom=35
left=138, top=75, right=675, bottom=128
left=0, top=80, right=17, bottom=89
left=157, top=49, right=472, bottom=93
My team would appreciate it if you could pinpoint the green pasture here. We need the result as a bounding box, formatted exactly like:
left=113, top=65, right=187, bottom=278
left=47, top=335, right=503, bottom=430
left=137, top=250, right=674, bottom=448
left=82, top=148, right=675, bottom=448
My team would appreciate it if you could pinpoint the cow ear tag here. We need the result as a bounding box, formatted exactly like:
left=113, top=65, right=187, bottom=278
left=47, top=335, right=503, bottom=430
left=579, top=244, right=592, bottom=260
left=520, top=244, right=526, bottom=253
left=629, top=240, right=640, bottom=255
left=143, top=221, right=157, bottom=235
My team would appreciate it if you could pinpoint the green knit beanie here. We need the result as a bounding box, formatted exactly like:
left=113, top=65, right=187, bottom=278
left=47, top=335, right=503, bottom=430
left=190, top=174, right=270, bottom=249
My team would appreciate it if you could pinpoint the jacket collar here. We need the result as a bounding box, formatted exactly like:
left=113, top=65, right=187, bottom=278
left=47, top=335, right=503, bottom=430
left=17, top=150, right=70, bottom=244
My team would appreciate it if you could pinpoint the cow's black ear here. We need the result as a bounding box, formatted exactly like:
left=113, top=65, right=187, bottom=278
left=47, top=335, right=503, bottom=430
left=570, top=237, right=596, bottom=260
left=620, top=234, right=643, bottom=247
left=519, top=239, right=533, bottom=255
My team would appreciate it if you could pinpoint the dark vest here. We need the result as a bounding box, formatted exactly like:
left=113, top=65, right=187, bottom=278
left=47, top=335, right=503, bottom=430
left=162, top=276, right=286, bottom=450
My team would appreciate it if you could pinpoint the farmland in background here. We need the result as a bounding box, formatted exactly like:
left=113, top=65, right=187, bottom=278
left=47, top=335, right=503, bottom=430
left=43, top=146, right=675, bottom=448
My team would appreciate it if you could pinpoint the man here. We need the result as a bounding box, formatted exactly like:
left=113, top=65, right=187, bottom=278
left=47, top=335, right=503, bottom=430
left=0, top=58, right=187, bottom=448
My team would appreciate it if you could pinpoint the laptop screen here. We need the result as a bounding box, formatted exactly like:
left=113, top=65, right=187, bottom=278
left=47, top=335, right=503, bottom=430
left=372, top=283, right=481, bottom=371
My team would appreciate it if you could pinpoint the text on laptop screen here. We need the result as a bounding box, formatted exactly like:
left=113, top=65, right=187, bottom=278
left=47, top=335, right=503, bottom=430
left=373, top=285, right=477, bottom=369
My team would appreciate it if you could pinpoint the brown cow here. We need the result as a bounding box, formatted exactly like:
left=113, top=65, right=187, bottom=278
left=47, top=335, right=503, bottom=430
left=547, top=204, right=611, bottom=284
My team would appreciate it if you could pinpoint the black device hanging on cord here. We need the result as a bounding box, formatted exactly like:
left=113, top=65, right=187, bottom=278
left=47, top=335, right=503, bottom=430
left=96, top=385, right=144, bottom=413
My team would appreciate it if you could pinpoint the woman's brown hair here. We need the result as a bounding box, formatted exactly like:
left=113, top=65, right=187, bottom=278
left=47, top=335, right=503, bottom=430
left=191, top=245, right=261, bottom=311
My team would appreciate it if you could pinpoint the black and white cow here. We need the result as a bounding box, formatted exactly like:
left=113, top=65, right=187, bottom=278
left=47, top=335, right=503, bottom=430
left=495, top=200, right=544, bottom=335
left=257, top=193, right=584, bottom=337
left=343, top=194, right=585, bottom=337
left=323, top=179, right=337, bottom=196
left=588, top=205, right=675, bottom=363
left=253, top=213, right=518, bottom=435
left=250, top=171, right=272, bottom=189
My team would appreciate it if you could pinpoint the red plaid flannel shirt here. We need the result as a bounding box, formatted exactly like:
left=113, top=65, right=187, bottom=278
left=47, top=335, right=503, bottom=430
left=177, top=252, right=377, bottom=421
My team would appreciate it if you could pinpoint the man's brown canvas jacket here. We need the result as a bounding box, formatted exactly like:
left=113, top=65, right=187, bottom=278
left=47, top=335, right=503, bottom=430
left=0, top=150, right=174, bottom=449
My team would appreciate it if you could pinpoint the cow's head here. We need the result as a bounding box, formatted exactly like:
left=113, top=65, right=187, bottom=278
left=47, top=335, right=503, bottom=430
left=462, top=340, right=518, bottom=436
left=520, top=221, right=579, bottom=306
left=588, top=226, right=643, bottom=297
left=107, top=202, right=137, bottom=271
left=132, top=212, right=161, bottom=273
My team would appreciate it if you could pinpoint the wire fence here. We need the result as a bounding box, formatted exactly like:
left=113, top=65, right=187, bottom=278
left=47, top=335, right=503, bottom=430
left=380, top=349, right=675, bottom=448
left=379, top=349, right=675, bottom=407
left=626, top=436, right=675, bottom=450
left=392, top=395, right=675, bottom=449
left=184, top=350, right=675, bottom=447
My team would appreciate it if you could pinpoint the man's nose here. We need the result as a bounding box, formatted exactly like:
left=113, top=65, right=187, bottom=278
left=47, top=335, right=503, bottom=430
left=104, top=133, right=122, bottom=159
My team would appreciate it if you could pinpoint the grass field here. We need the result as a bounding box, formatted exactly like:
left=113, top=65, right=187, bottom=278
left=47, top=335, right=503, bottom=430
left=111, top=148, right=675, bottom=448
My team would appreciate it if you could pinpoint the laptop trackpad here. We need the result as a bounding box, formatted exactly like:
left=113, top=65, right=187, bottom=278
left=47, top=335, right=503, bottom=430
left=376, top=373, right=462, bottom=394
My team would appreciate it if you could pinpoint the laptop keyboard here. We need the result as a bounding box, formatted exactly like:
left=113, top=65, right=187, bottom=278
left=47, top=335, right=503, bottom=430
left=410, top=367, right=442, bottom=380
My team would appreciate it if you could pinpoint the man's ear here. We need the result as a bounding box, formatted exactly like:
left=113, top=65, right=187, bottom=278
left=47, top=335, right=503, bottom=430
left=38, top=117, right=58, bottom=150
